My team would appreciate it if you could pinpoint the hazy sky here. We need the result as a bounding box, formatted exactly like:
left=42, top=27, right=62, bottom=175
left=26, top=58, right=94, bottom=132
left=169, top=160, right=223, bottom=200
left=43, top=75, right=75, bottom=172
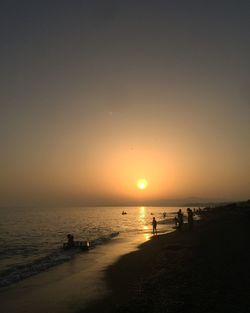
left=1, top=0, right=249, bottom=206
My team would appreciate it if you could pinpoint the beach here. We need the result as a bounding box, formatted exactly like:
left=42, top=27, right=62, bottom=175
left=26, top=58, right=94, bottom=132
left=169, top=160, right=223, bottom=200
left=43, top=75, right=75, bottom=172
left=0, top=233, right=150, bottom=313
left=1, top=202, right=249, bottom=313
left=0, top=206, right=176, bottom=313
left=85, top=201, right=250, bottom=313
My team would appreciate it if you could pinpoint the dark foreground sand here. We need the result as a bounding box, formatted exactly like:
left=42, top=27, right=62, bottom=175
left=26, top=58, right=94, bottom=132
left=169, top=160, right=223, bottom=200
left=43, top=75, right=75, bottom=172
left=84, top=201, right=250, bottom=313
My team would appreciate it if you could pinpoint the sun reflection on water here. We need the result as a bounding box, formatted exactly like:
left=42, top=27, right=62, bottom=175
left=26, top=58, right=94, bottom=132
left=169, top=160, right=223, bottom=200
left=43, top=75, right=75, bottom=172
left=144, top=233, right=151, bottom=241
left=139, top=207, right=151, bottom=241
left=139, top=206, right=146, bottom=219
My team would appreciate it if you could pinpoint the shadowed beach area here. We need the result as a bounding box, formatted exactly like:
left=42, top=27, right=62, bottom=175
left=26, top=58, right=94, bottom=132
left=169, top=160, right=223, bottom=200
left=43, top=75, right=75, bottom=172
left=84, top=201, right=250, bottom=313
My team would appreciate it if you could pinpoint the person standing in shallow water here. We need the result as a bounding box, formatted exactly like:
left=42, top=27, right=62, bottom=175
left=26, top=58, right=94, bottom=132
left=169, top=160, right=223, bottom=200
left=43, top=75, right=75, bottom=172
left=187, top=208, right=194, bottom=229
left=177, top=209, right=184, bottom=230
left=152, top=217, right=157, bottom=235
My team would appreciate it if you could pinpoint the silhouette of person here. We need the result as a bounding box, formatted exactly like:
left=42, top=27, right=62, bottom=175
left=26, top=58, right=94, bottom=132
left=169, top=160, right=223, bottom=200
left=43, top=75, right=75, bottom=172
left=67, top=234, right=74, bottom=247
left=152, top=217, right=157, bottom=235
left=177, top=209, right=183, bottom=230
left=187, top=208, right=194, bottom=229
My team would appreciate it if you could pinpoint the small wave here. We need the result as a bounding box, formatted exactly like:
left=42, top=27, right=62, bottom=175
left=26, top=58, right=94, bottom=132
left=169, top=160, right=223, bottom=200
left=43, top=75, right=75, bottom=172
left=157, top=219, right=175, bottom=225
left=90, top=231, right=119, bottom=246
left=0, top=251, right=72, bottom=288
left=0, top=232, right=119, bottom=288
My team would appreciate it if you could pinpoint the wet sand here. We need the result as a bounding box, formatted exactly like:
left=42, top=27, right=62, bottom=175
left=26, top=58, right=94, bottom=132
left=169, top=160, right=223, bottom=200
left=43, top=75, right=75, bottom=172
left=84, top=201, right=250, bottom=313
left=0, top=234, right=149, bottom=313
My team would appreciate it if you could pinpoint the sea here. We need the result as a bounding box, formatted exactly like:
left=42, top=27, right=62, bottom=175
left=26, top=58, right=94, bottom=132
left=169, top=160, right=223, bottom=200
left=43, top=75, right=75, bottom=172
left=0, top=206, right=195, bottom=288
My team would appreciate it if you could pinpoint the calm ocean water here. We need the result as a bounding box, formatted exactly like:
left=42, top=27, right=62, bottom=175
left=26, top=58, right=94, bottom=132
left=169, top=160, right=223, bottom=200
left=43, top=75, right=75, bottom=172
left=0, top=206, right=193, bottom=287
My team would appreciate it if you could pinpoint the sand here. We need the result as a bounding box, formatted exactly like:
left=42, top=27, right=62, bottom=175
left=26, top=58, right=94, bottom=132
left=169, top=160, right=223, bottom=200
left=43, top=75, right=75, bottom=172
left=0, top=235, right=148, bottom=313
left=84, top=201, right=250, bottom=313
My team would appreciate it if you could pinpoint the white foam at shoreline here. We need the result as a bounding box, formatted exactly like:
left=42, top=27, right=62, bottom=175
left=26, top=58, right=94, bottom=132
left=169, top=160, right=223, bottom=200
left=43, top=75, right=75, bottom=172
left=0, top=232, right=120, bottom=288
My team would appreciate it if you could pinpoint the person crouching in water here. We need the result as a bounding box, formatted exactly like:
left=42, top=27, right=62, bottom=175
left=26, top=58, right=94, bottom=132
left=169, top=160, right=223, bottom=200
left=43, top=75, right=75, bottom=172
left=67, top=234, right=75, bottom=247
left=187, top=208, right=194, bottom=230
left=152, top=217, right=157, bottom=235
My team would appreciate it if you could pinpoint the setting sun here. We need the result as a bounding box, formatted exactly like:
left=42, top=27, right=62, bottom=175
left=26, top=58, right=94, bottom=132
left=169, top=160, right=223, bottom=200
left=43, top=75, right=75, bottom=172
left=137, top=179, right=148, bottom=190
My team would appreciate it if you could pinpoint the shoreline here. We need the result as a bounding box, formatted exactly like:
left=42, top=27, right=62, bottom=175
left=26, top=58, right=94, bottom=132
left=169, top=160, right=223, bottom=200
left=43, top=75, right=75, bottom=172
left=0, top=227, right=167, bottom=313
left=84, top=201, right=250, bottom=313
left=84, top=221, right=199, bottom=312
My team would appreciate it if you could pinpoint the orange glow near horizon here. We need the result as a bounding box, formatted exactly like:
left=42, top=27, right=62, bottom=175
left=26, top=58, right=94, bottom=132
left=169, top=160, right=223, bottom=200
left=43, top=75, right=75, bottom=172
left=1, top=110, right=249, bottom=206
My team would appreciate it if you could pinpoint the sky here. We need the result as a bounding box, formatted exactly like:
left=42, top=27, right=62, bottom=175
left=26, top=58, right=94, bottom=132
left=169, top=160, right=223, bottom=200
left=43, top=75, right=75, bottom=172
left=0, top=0, right=249, bottom=206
